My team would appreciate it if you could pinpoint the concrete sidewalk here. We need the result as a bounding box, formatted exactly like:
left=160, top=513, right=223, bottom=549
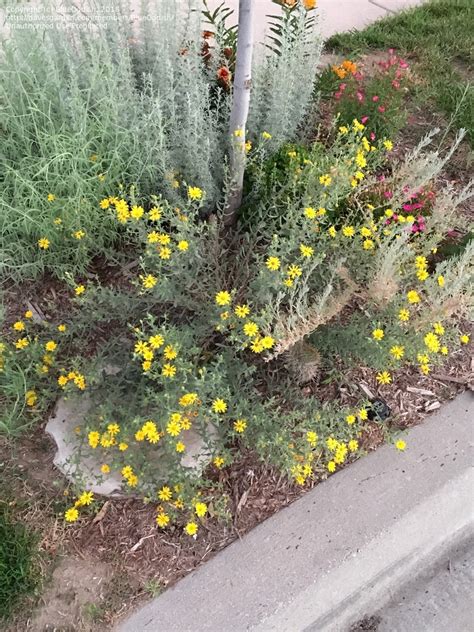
left=117, top=392, right=474, bottom=632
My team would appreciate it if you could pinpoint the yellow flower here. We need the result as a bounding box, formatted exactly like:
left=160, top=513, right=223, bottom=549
left=15, top=338, right=29, bottom=350
left=235, top=304, right=250, bottom=318
left=346, top=414, right=356, bottom=425
left=328, top=226, right=337, bottom=238
left=437, top=275, right=445, bottom=287
left=234, top=419, right=247, bottom=433
left=339, top=125, right=349, bottom=135
left=440, top=346, right=449, bottom=356
left=300, top=244, right=314, bottom=258
left=107, top=423, right=120, bottom=436
left=47, top=193, right=56, bottom=202
left=184, top=522, right=198, bottom=536
left=383, top=140, right=393, bottom=151
left=179, top=392, right=198, bottom=407
left=266, top=256, right=281, bottom=271
left=25, top=390, right=37, bottom=406
left=390, top=345, right=405, bottom=360
left=24, top=310, right=33, bottom=319
left=188, top=186, right=203, bottom=201
left=395, top=439, right=406, bottom=451
left=358, top=408, right=368, bottom=421
left=234, top=128, right=244, bottom=138
left=149, top=334, right=164, bottom=349
left=164, top=345, right=178, bottom=360
left=64, top=507, right=79, bottom=522
left=73, top=230, right=86, bottom=240
left=156, top=512, right=170, bottom=528
left=348, top=439, right=358, bottom=452
left=460, top=334, right=470, bottom=344
left=101, top=463, right=110, bottom=474
left=399, top=308, right=410, bottom=322
left=261, top=336, right=275, bottom=349
left=195, top=501, right=207, bottom=518
left=212, top=399, right=227, bottom=414
left=76, top=491, right=94, bottom=506
left=342, top=226, right=355, bottom=238
left=319, top=174, right=332, bottom=187
left=407, top=290, right=420, bottom=304
left=287, top=264, right=302, bottom=278
left=13, top=321, right=25, bottom=331
left=38, top=237, right=50, bottom=249
left=363, top=239, right=375, bottom=250
left=419, top=363, right=430, bottom=375
left=45, top=340, right=57, bottom=352
left=245, top=140, right=252, bottom=153
left=57, top=324, right=67, bottom=332
left=306, top=431, right=318, bottom=446
left=417, top=269, right=429, bottom=281
left=158, top=486, right=172, bottom=501
left=353, top=118, right=365, bottom=132
left=243, top=321, right=259, bottom=337
left=148, top=206, right=162, bottom=221
left=141, top=274, right=158, bottom=289
left=304, top=207, right=316, bottom=219
left=376, top=371, right=392, bottom=385
left=130, top=205, right=144, bottom=220
left=250, top=338, right=264, bottom=353
left=327, top=461, right=336, bottom=473
left=98, top=173, right=106, bottom=182
left=424, top=332, right=440, bottom=353
left=159, top=247, right=171, bottom=260
left=213, top=456, right=225, bottom=469
left=433, top=322, right=445, bottom=335
left=75, top=285, right=85, bottom=296
left=372, top=329, right=384, bottom=341
left=177, top=240, right=189, bottom=251
left=58, top=375, right=68, bottom=387
left=262, top=131, right=272, bottom=139
left=215, top=291, right=231, bottom=306
left=119, top=442, right=129, bottom=451
left=99, top=198, right=110, bottom=209
left=175, top=441, right=186, bottom=453
left=162, top=364, right=176, bottom=378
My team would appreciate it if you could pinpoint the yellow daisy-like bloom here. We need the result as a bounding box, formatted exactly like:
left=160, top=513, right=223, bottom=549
left=147, top=231, right=160, bottom=243
left=188, top=186, right=203, bottom=201
left=45, top=340, right=57, bottom=352
left=162, top=364, right=176, bottom=378
left=383, top=139, right=393, bottom=151
left=390, top=345, right=405, bottom=360
left=372, top=329, right=384, bottom=341
left=107, top=423, right=120, bottom=436
left=262, top=131, right=272, bottom=139
left=163, top=345, right=177, bottom=360
left=101, top=463, right=110, bottom=474
left=266, top=256, right=281, bottom=271
left=234, top=128, right=244, bottom=138
left=75, top=285, right=85, bottom=296
left=184, top=522, right=198, bottom=536
left=119, top=442, right=129, bottom=451
left=64, top=507, right=79, bottom=522
left=99, top=198, right=110, bottom=209
left=346, top=414, right=356, bottom=425
left=328, top=226, right=337, bottom=238
left=73, top=230, right=86, bottom=240
left=234, top=304, right=250, bottom=318
left=399, top=308, right=410, bottom=322
left=300, top=244, right=314, bottom=258
left=195, top=501, right=207, bottom=518
left=306, top=431, right=318, bottom=446
left=58, top=324, right=67, bottom=332
left=251, top=338, right=265, bottom=353
left=319, top=174, right=332, bottom=187
left=417, top=269, right=429, bottom=281
left=15, top=338, right=29, bottom=350
left=148, top=206, right=162, bottom=221
left=25, top=390, right=37, bottom=406
left=433, top=322, right=445, bottom=335
left=47, top=193, right=56, bottom=202
left=348, top=439, right=358, bottom=452
left=177, top=240, right=189, bottom=251
left=212, top=398, right=227, bottom=414
left=175, top=441, right=185, bottom=453
left=363, top=239, right=375, bottom=250
left=13, top=321, right=25, bottom=331
left=149, top=334, right=164, bottom=349
left=460, top=334, right=470, bottom=344
left=156, top=512, right=170, bottom=528
left=159, top=247, right=171, bottom=260
left=141, top=274, right=158, bottom=289
left=339, top=125, right=349, bottom=135
left=158, top=486, right=172, bottom=501
left=58, top=375, right=68, bottom=387
left=130, top=205, right=144, bottom=220
left=437, top=275, right=445, bottom=287
left=24, top=310, right=33, bottom=319
left=327, top=461, right=336, bottom=473
left=424, top=332, right=440, bottom=353
left=440, top=346, right=449, bottom=356
left=179, top=392, right=198, bottom=407
left=376, top=371, right=392, bottom=385
left=215, top=291, right=231, bottom=306
left=358, top=408, right=368, bottom=421
left=395, top=439, right=406, bottom=451
left=407, top=290, right=420, bottom=304
left=38, top=237, right=50, bottom=249
left=213, top=456, right=225, bottom=469
left=234, top=419, right=247, bottom=433
left=342, top=226, right=355, bottom=238
left=261, top=336, right=275, bottom=349
left=243, top=321, right=259, bottom=337
left=76, top=491, right=94, bottom=506
left=287, top=264, right=302, bottom=278
left=304, top=207, right=316, bottom=219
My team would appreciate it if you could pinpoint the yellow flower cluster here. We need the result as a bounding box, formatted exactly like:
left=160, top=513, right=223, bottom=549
left=57, top=370, right=86, bottom=390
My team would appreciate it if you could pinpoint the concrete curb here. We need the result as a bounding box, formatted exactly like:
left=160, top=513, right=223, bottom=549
left=117, top=392, right=474, bottom=632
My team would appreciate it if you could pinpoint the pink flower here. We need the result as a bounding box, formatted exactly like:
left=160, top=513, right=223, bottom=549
left=356, top=91, right=364, bottom=102
left=370, top=132, right=376, bottom=141
left=378, top=105, right=386, bottom=113
left=361, top=116, right=369, bottom=124
left=377, top=174, right=385, bottom=182
left=383, top=190, right=393, bottom=199
left=372, top=95, right=379, bottom=102
left=392, top=80, right=400, bottom=89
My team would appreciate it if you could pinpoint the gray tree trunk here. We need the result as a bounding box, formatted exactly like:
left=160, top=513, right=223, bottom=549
left=224, top=0, right=254, bottom=227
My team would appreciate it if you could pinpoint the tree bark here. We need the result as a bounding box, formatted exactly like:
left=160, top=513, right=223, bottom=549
left=224, top=0, right=254, bottom=227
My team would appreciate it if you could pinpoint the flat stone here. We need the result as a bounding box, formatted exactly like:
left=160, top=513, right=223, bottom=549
left=46, top=394, right=217, bottom=497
